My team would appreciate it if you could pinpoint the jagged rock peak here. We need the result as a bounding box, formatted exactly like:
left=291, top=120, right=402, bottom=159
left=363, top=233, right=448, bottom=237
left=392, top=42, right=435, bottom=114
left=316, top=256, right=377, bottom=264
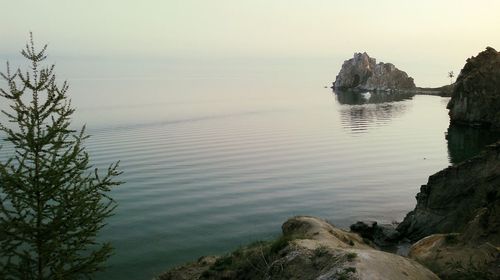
left=333, top=52, right=416, bottom=92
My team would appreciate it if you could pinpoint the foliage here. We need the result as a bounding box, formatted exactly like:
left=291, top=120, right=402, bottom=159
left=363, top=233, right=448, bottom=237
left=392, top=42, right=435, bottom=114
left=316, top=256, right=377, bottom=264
left=444, top=233, right=459, bottom=245
left=0, top=33, right=122, bottom=279
left=448, top=71, right=455, bottom=84
left=335, top=266, right=357, bottom=280
left=444, top=259, right=495, bottom=280
left=345, top=252, right=357, bottom=262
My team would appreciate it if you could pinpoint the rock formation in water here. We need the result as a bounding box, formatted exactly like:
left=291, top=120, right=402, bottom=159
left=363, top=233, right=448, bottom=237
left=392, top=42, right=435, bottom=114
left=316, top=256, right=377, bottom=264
left=397, top=141, right=500, bottom=243
left=333, top=52, right=416, bottom=92
left=447, top=47, right=500, bottom=128
left=158, top=216, right=438, bottom=280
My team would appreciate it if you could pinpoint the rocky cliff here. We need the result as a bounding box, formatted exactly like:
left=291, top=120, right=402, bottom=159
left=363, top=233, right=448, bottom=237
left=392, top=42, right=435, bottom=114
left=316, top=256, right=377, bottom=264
left=391, top=141, right=500, bottom=279
left=333, top=52, right=416, bottom=92
left=397, top=141, right=500, bottom=243
left=447, top=47, right=500, bottom=128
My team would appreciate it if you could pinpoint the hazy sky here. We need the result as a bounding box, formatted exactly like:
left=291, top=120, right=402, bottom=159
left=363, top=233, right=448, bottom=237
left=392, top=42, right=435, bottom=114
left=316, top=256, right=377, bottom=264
left=1, top=0, right=500, bottom=86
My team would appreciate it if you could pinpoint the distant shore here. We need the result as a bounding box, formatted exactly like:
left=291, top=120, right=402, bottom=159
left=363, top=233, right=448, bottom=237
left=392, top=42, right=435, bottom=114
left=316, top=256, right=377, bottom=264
left=414, top=84, right=453, bottom=97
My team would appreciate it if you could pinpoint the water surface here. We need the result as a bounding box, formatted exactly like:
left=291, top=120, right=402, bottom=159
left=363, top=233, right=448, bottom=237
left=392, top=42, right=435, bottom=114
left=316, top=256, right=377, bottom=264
left=1, top=58, right=498, bottom=279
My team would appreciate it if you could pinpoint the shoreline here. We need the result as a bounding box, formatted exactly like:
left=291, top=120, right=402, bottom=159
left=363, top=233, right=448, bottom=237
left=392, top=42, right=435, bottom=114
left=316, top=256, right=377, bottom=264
left=157, top=141, right=500, bottom=279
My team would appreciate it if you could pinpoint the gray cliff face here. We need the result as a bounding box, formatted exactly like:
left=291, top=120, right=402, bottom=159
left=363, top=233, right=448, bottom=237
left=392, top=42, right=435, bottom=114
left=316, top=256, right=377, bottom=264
left=334, top=52, right=416, bottom=92
left=397, top=141, right=500, bottom=243
left=447, top=47, right=500, bottom=128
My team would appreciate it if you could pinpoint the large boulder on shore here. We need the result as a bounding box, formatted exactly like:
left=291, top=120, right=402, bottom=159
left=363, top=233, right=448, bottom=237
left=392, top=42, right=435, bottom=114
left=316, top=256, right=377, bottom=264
left=447, top=47, right=500, bottom=128
left=333, top=52, right=416, bottom=92
left=408, top=207, right=500, bottom=278
left=157, top=216, right=438, bottom=280
left=409, top=233, right=499, bottom=279
left=397, top=141, right=500, bottom=244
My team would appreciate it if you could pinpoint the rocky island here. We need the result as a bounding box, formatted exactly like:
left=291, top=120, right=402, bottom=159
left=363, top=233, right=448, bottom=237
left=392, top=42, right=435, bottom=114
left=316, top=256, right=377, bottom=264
left=158, top=48, right=500, bottom=279
left=333, top=52, right=416, bottom=92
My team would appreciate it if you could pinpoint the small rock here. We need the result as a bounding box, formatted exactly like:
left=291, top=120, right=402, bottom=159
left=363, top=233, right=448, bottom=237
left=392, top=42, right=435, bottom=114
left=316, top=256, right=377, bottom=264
left=350, top=221, right=401, bottom=247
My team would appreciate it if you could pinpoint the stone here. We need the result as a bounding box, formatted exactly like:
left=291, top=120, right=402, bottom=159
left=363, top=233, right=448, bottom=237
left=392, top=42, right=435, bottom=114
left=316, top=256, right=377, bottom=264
left=447, top=47, right=500, bottom=128
left=333, top=52, right=416, bottom=92
left=350, top=221, right=401, bottom=247
left=409, top=233, right=499, bottom=278
left=407, top=204, right=500, bottom=278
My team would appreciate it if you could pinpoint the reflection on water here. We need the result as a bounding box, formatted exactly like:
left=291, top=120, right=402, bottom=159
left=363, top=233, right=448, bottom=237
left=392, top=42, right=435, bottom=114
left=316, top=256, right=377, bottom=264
left=334, top=90, right=414, bottom=134
left=333, top=91, right=499, bottom=162
left=446, top=124, right=500, bottom=164
left=334, top=90, right=414, bottom=105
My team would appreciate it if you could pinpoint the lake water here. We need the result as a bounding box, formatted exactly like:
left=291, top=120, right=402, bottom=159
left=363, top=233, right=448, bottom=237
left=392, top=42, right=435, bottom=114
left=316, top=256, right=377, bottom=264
left=1, top=58, right=499, bottom=279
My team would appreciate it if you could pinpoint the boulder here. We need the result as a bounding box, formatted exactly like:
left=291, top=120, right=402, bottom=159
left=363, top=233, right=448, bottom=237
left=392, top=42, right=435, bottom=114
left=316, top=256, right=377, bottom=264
left=333, top=52, right=416, bottom=92
left=409, top=206, right=500, bottom=279
left=350, top=221, right=401, bottom=247
left=409, top=233, right=499, bottom=279
left=447, top=47, right=500, bottom=128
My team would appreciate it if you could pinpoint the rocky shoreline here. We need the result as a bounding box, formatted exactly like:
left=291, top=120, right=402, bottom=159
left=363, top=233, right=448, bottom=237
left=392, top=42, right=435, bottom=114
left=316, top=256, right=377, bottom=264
left=157, top=48, right=500, bottom=279
left=158, top=216, right=439, bottom=280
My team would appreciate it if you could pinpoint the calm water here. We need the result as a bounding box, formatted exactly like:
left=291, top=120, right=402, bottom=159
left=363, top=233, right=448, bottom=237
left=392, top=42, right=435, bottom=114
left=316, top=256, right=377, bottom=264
left=1, top=58, right=498, bottom=279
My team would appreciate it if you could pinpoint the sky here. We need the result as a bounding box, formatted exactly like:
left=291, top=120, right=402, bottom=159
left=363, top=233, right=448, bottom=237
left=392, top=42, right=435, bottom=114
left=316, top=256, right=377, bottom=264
left=1, top=0, right=500, bottom=86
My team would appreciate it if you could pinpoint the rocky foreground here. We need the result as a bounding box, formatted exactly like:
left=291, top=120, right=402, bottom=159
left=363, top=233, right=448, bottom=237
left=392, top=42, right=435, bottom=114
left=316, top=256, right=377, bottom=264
left=397, top=142, right=500, bottom=243
left=399, top=142, right=500, bottom=278
left=158, top=216, right=438, bottom=280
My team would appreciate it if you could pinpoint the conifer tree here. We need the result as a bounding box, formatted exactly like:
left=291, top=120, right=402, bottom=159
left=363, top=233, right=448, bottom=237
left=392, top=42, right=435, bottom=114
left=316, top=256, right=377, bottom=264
left=0, top=33, right=122, bottom=279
